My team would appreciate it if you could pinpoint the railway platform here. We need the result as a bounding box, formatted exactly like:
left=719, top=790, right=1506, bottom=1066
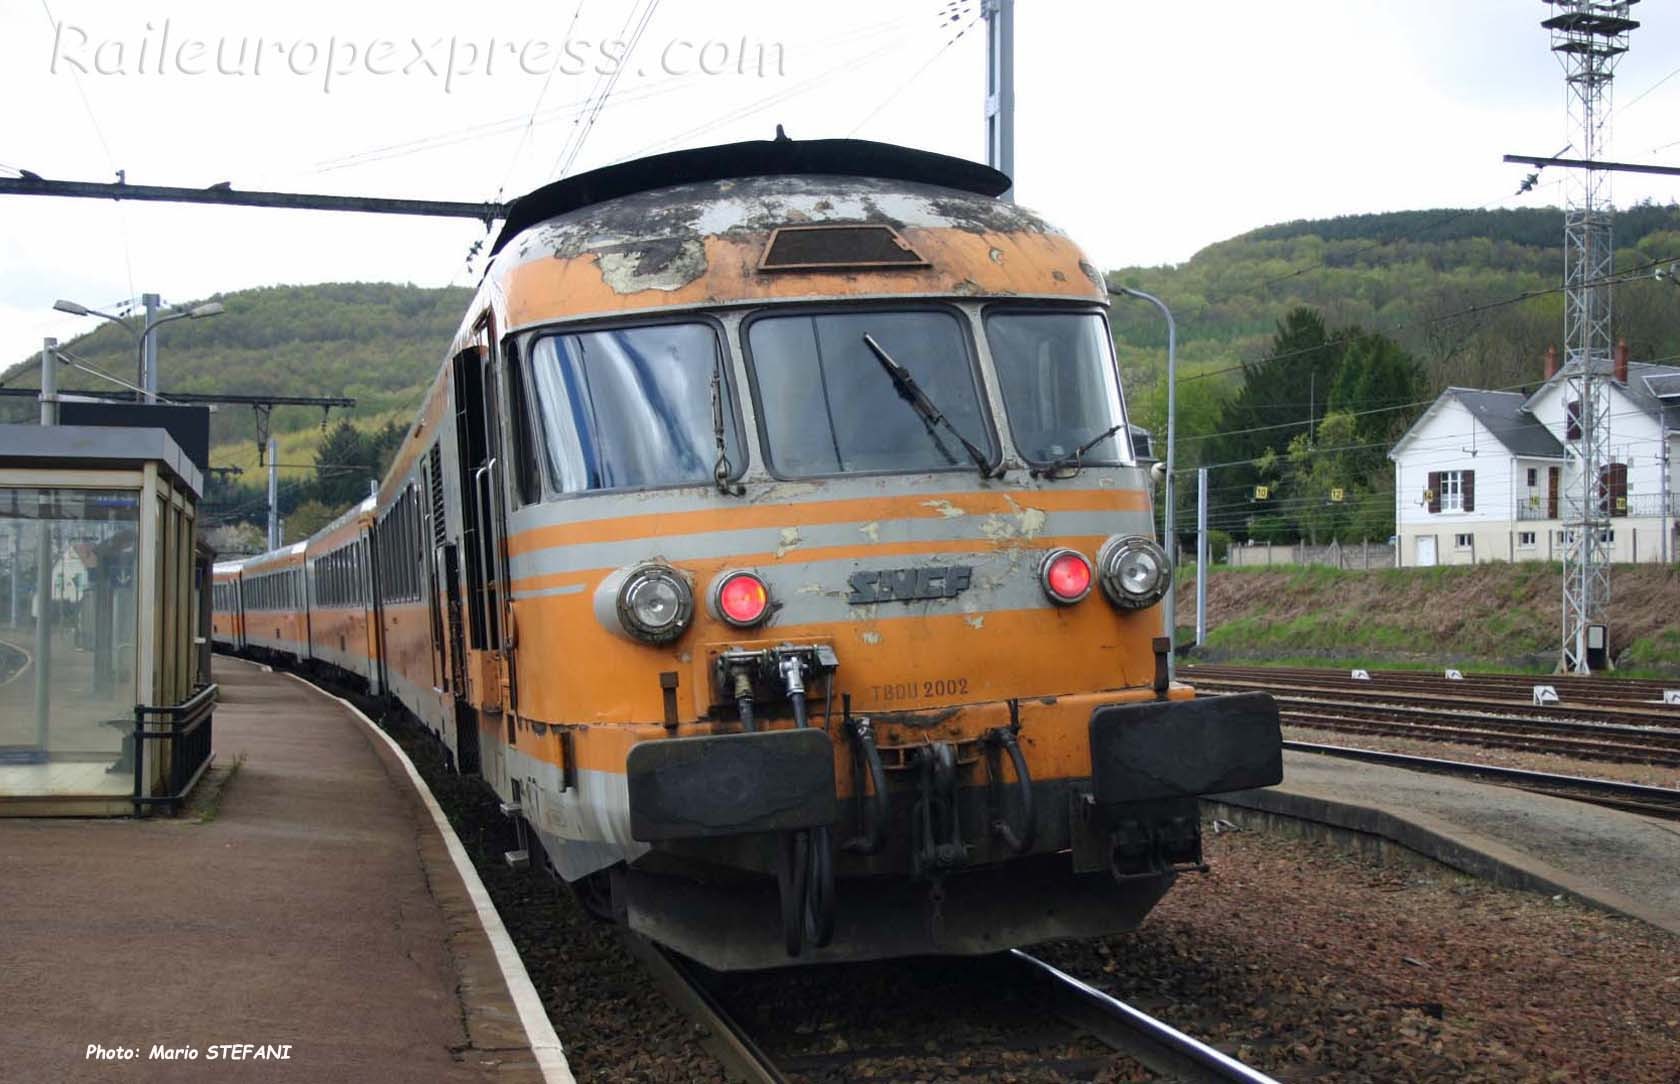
left=0, top=657, right=570, bottom=1083
left=1213, top=748, right=1680, bottom=936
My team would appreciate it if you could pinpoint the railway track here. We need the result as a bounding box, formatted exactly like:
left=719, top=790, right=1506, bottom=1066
left=1182, top=665, right=1680, bottom=768
left=1283, top=740, right=1680, bottom=821
left=627, top=932, right=1279, bottom=1083
left=1185, top=664, right=1678, bottom=711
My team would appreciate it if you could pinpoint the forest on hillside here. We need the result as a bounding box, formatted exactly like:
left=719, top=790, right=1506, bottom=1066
left=7, top=202, right=1677, bottom=547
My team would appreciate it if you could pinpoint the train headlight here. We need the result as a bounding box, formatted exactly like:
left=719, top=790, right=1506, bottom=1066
left=1039, top=548, right=1094, bottom=605
left=711, top=570, right=772, bottom=628
left=1097, top=536, right=1170, bottom=610
left=617, top=564, right=694, bottom=643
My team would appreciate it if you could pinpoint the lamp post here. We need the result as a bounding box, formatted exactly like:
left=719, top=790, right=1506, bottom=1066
left=52, top=297, right=223, bottom=402
left=1110, top=285, right=1178, bottom=681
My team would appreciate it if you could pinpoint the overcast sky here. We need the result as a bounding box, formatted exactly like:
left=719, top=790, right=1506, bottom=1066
left=2, top=0, right=1677, bottom=368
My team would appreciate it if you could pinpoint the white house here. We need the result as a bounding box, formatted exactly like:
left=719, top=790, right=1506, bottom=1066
left=1389, top=348, right=1679, bottom=567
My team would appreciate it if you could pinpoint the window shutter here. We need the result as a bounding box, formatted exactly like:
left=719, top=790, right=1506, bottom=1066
left=1566, top=399, right=1581, bottom=441
left=1462, top=470, right=1475, bottom=512
left=1427, top=471, right=1441, bottom=513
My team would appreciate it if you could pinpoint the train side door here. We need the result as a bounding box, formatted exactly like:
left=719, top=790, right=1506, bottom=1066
left=451, top=315, right=516, bottom=764
left=359, top=532, right=382, bottom=694
left=421, top=443, right=476, bottom=771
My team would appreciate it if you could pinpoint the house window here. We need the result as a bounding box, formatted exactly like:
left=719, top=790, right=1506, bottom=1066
left=1441, top=471, right=1463, bottom=512
left=1526, top=468, right=1538, bottom=487
left=1455, top=533, right=1473, bottom=548
left=1426, top=469, right=1473, bottom=513
left=1600, top=529, right=1615, bottom=544
left=1517, top=531, right=1537, bottom=547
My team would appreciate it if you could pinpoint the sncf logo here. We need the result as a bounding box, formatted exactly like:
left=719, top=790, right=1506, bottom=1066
left=847, top=565, right=974, bottom=605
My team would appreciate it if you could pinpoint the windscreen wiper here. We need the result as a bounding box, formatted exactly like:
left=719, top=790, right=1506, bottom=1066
left=1032, top=422, right=1125, bottom=480
left=710, top=353, right=744, bottom=496
left=861, top=333, right=997, bottom=479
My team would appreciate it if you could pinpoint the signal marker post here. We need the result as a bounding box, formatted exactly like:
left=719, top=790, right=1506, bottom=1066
left=1196, top=467, right=1208, bottom=647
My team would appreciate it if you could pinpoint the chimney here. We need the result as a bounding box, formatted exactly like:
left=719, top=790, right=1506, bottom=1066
left=1544, top=345, right=1558, bottom=380
left=1614, top=339, right=1629, bottom=384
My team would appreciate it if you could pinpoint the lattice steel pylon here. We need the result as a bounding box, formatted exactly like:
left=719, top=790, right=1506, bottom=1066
left=1544, top=0, right=1639, bottom=673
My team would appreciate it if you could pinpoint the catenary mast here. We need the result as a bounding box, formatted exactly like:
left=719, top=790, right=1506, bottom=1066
left=1543, top=0, right=1638, bottom=673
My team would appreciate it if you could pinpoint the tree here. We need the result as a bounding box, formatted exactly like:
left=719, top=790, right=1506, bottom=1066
left=1209, top=307, right=1346, bottom=473
left=1327, top=328, right=1426, bottom=477
left=285, top=500, right=338, bottom=542
left=313, top=420, right=381, bottom=508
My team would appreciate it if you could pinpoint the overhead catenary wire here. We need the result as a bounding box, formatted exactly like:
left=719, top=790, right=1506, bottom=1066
left=311, top=13, right=931, bottom=176
left=549, top=0, right=663, bottom=181
left=847, top=5, right=982, bottom=137
left=612, top=16, right=952, bottom=163
left=493, top=0, right=590, bottom=203
left=37, top=0, right=135, bottom=300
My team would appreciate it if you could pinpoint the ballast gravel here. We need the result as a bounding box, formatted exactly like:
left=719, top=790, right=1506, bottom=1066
left=381, top=697, right=1680, bottom=1083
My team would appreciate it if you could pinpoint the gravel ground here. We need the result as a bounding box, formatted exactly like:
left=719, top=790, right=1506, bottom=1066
left=1283, top=723, right=1680, bottom=789
left=359, top=686, right=1680, bottom=1083
left=702, top=954, right=1152, bottom=1082
left=1036, top=826, right=1680, bottom=1083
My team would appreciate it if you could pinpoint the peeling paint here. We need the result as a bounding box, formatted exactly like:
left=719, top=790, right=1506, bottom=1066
left=859, top=521, right=881, bottom=543
left=921, top=499, right=966, bottom=519
left=860, top=630, right=883, bottom=645
left=964, top=615, right=985, bottom=629
left=775, top=527, right=803, bottom=558
left=596, top=237, right=707, bottom=293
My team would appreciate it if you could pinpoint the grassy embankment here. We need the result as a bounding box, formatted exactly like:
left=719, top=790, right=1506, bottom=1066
left=1178, top=562, right=1680, bottom=677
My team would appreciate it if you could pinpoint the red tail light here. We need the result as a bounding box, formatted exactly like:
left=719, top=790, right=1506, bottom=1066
left=1040, top=549, right=1093, bottom=605
left=714, top=570, right=771, bottom=627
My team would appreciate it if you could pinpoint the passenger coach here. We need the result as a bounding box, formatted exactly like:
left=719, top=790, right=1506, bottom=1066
left=214, top=138, right=1283, bottom=968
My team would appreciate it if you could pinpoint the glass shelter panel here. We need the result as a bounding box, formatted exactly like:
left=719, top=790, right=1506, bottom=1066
left=0, top=487, right=140, bottom=797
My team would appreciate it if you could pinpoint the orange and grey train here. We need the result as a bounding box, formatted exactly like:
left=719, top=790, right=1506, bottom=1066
left=211, top=138, right=1283, bottom=969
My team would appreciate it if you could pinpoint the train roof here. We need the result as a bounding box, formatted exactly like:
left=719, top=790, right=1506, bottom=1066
left=491, top=137, right=1010, bottom=257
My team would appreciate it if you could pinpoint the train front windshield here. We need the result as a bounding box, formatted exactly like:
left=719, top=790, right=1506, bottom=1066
left=985, top=310, right=1132, bottom=467
left=746, top=309, right=994, bottom=478
left=526, top=322, right=744, bottom=493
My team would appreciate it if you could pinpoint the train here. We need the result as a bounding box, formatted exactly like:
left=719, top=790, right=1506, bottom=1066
left=211, top=136, right=1284, bottom=970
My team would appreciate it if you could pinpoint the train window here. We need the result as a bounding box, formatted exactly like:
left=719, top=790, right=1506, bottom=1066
left=526, top=322, right=744, bottom=493
left=504, top=342, right=542, bottom=507
left=984, top=309, right=1132, bottom=467
left=745, top=309, right=993, bottom=478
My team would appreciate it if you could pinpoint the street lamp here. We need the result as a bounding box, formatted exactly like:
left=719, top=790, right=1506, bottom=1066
left=52, top=297, right=223, bottom=401
left=1110, top=285, right=1178, bottom=681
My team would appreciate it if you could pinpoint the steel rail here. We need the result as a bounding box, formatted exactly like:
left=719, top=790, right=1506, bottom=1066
left=1191, top=676, right=1680, bottom=727
left=616, top=932, right=787, bottom=1084
left=1270, top=705, right=1680, bottom=767
left=1283, top=740, right=1680, bottom=818
left=1010, top=950, right=1281, bottom=1084
left=1185, top=665, right=1678, bottom=707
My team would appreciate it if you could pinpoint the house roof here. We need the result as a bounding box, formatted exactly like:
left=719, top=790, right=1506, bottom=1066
left=1627, top=362, right=1680, bottom=432
left=1452, top=389, right=1567, bottom=457
left=1389, top=387, right=1565, bottom=461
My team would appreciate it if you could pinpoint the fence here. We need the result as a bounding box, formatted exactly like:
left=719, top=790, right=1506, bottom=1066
left=1223, top=541, right=1397, bottom=570
left=131, top=683, right=218, bottom=815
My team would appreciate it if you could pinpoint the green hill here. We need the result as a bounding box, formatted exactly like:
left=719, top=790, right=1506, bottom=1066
left=1110, top=202, right=1680, bottom=434
left=2, top=282, right=470, bottom=452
